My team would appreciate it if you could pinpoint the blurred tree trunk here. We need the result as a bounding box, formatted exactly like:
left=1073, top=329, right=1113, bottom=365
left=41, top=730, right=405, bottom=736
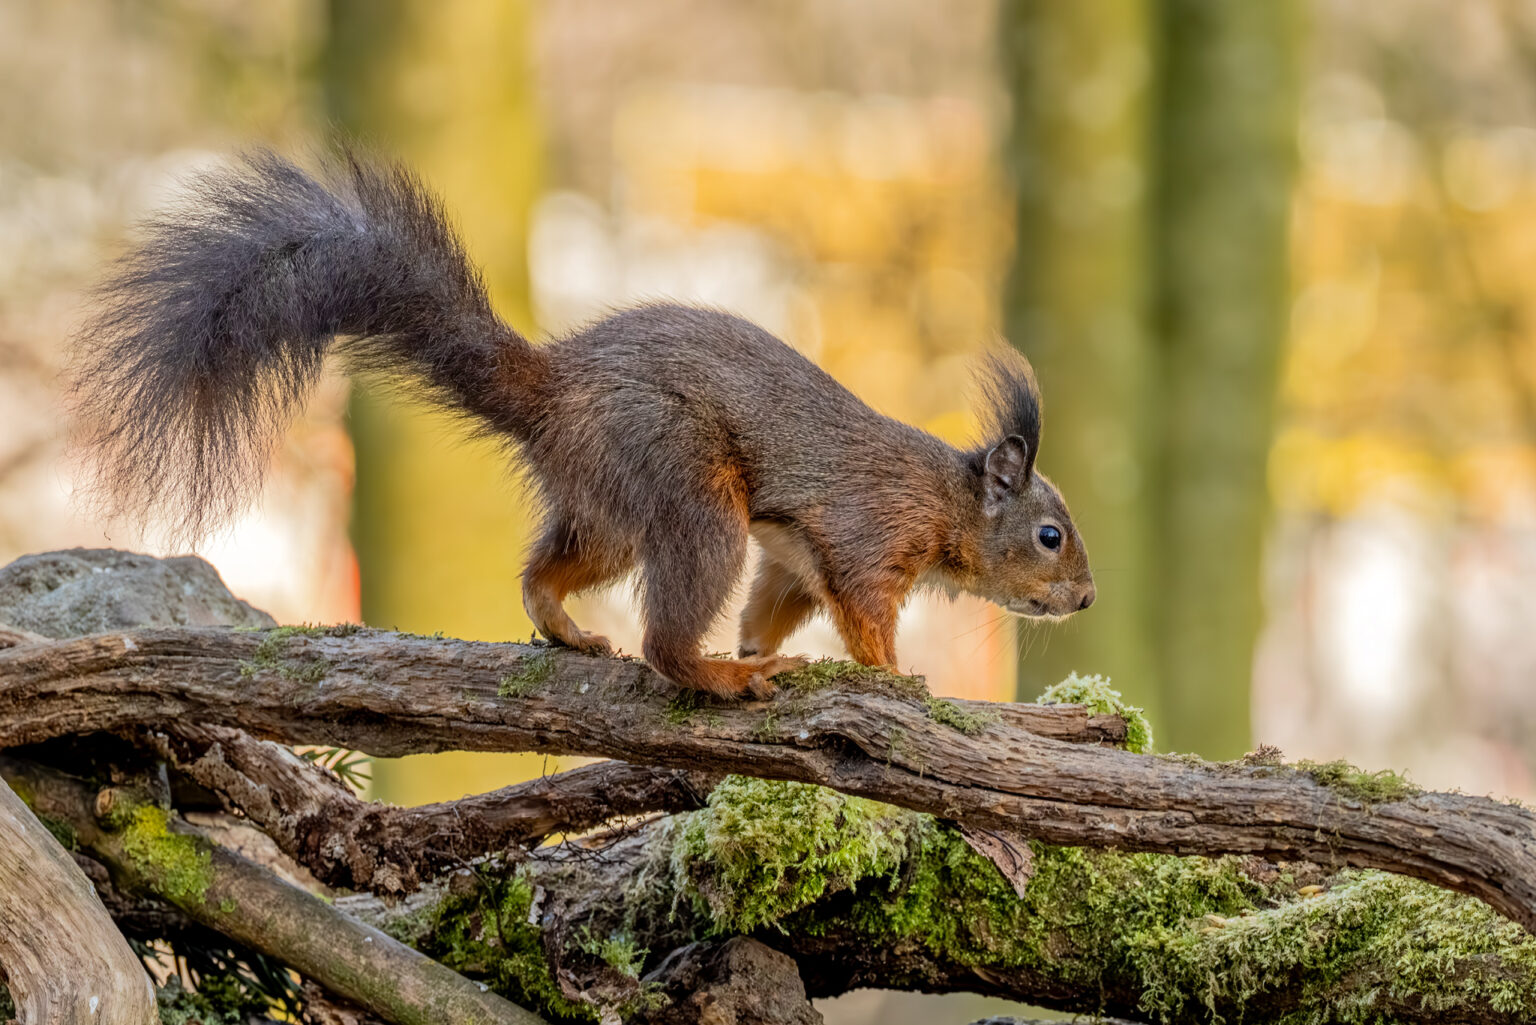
left=1148, top=1, right=1296, bottom=757
left=1000, top=2, right=1159, bottom=725
left=1002, top=1, right=1296, bottom=757
left=322, top=0, right=547, bottom=801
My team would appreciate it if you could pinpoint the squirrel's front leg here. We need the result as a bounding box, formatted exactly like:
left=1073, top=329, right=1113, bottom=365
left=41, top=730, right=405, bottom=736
left=826, top=584, right=901, bottom=669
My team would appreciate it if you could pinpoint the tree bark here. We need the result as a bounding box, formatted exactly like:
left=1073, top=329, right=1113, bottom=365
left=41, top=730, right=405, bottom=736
left=0, top=777, right=156, bottom=1025
left=3, top=627, right=1536, bottom=933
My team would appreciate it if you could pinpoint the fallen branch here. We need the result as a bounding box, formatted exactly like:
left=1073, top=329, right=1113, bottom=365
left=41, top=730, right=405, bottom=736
left=4, top=626, right=1536, bottom=932
left=151, top=724, right=718, bottom=894
left=347, top=778, right=1536, bottom=1025
left=0, top=756, right=547, bottom=1025
left=0, top=776, right=156, bottom=1025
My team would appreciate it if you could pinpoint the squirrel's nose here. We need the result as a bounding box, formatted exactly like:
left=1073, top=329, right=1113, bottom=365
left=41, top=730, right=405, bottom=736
left=1077, top=585, right=1096, bottom=610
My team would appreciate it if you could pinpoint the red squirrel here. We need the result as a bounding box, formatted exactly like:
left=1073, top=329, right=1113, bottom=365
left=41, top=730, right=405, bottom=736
left=70, top=151, right=1094, bottom=698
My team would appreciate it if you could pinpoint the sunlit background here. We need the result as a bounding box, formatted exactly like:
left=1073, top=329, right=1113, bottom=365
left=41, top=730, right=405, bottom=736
left=4, top=0, right=1536, bottom=1020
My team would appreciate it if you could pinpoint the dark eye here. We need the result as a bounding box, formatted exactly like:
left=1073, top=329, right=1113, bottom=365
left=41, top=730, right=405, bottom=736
left=1038, top=525, right=1062, bottom=551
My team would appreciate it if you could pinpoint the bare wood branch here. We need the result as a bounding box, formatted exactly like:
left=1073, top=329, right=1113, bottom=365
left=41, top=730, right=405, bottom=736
left=150, top=724, right=718, bottom=894
left=0, top=756, right=548, bottom=1025
left=0, top=777, right=156, bottom=1025
left=3, top=626, right=1536, bottom=934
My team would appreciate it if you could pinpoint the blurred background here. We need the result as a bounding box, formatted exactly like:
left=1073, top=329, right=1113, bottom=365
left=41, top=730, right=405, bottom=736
left=3, top=0, right=1536, bottom=1019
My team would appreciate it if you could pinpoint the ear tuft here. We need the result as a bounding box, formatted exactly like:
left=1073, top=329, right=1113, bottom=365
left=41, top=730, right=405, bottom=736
left=983, top=435, right=1030, bottom=517
left=978, top=348, right=1041, bottom=481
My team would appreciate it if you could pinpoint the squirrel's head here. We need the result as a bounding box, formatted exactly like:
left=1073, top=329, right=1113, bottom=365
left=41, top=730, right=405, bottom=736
left=964, top=350, right=1094, bottom=620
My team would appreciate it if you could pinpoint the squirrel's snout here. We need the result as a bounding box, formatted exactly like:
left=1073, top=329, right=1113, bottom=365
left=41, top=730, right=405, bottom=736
left=1077, top=584, right=1096, bottom=611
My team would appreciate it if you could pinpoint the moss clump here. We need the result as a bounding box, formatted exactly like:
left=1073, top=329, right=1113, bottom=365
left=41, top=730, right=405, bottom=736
left=1037, top=672, right=1152, bottom=753
left=667, top=776, right=1536, bottom=1024
left=33, top=810, right=78, bottom=851
left=774, top=658, right=929, bottom=701
left=1129, top=869, right=1536, bottom=1022
left=154, top=975, right=271, bottom=1025
left=155, top=979, right=242, bottom=1025
left=1296, top=759, right=1421, bottom=804
left=663, top=689, right=721, bottom=726
left=499, top=651, right=556, bottom=697
left=238, top=626, right=332, bottom=683
left=576, top=929, right=648, bottom=979
left=413, top=872, right=599, bottom=1023
left=922, top=697, right=999, bottom=736
left=668, top=779, right=1536, bottom=1023
left=118, top=805, right=216, bottom=907
left=670, top=776, right=914, bottom=933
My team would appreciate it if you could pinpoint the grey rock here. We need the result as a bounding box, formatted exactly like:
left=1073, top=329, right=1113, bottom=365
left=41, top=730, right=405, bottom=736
left=0, top=548, right=274, bottom=637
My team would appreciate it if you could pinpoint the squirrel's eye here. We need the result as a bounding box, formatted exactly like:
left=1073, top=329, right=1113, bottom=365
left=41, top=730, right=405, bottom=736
left=1038, top=525, right=1062, bottom=551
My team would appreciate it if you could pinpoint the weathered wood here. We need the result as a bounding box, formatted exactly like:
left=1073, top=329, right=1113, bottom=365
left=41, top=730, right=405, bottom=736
left=0, top=777, right=156, bottom=1025
left=0, top=756, right=547, bottom=1025
left=152, top=723, right=718, bottom=894
left=3, top=627, right=1536, bottom=933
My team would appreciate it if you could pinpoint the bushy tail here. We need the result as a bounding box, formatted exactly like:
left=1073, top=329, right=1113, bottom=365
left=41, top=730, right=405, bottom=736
left=70, top=149, right=545, bottom=542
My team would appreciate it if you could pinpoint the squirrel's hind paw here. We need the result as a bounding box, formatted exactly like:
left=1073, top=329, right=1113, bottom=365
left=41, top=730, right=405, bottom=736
left=744, top=654, right=809, bottom=699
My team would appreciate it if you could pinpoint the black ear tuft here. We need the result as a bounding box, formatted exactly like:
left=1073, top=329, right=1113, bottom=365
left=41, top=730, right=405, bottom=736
left=978, top=348, right=1041, bottom=481
left=983, top=435, right=1029, bottom=517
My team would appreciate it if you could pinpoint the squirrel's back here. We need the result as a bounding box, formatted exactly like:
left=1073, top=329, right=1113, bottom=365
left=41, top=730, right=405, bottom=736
left=70, top=150, right=946, bottom=546
left=533, top=304, right=952, bottom=526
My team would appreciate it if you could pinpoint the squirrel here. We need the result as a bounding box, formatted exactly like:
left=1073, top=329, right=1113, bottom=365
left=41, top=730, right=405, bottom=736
left=69, top=150, right=1095, bottom=698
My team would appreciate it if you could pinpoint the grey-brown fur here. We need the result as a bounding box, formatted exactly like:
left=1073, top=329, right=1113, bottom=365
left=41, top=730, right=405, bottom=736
left=70, top=150, right=1093, bottom=697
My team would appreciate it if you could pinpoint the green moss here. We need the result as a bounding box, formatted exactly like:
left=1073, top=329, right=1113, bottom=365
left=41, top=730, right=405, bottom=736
left=499, top=651, right=556, bottom=697
left=37, top=811, right=78, bottom=851
left=774, top=658, right=929, bottom=701
left=118, top=805, right=216, bottom=907
left=670, top=776, right=914, bottom=933
left=414, top=873, right=597, bottom=1023
left=1296, top=759, right=1421, bottom=804
left=1037, top=672, right=1152, bottom=753
left=1128, top=870, right=1536, bottom=1022
left=154, top=973, right=273, bottom=1025
left=237, top=625, right=333, bottom=683
left=922, top=697, right=999, bottom=736
left=662, top=778, right=1536, bottom=1024
left=156, top=979, right=243, bottom=1025
left=576, top=929, right=648, bottom=979
left=663, top=689, right=722, bottom=726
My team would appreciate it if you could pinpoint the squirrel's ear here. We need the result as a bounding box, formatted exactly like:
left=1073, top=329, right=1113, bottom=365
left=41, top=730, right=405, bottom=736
left=982, top=435, right=1030, bottom=517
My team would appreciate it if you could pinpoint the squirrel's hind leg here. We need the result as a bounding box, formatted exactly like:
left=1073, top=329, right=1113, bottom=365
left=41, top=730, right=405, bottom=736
left=522, top=518, right=630, bottom=656
left=639, top=489, right=807, bottom=698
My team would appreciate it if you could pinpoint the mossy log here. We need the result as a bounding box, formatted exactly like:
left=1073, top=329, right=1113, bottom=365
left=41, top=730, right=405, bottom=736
left=346, top=777, right=1536, bottom=1025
